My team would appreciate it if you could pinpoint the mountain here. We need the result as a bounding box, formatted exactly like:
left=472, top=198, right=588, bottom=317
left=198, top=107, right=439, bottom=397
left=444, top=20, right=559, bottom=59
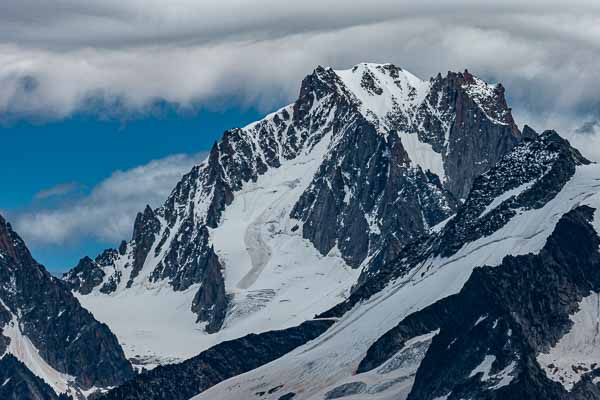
left=88, top=127, right=600, bottom=400
left=0, top=214, right=134, bottom=399
left=10, top=61, right=597, bottom=400
left=189, top=130, right=600, bottom=399
left=63, top=62, right=523, bottom=368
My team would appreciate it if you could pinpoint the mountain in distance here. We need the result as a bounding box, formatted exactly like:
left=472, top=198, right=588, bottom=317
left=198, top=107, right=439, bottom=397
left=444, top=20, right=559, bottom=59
left=63, top=62, right=524, bottom=370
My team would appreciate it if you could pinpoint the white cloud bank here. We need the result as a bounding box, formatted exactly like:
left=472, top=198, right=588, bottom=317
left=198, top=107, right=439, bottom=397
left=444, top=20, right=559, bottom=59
left=1, top=0, right=600, bottom=135
left=13, top=153, right=206, bottom=245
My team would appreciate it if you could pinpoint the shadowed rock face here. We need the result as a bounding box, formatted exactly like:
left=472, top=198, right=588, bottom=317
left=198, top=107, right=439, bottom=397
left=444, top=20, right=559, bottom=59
left=0, top=354, right=60, bottom=400
left=0, top=214, right=133, bottom=392
left=127, top=205, right=161, bottom=288
left=440, top=205, right=599, bottom=399
left=63, top=256, right=106, bottom=295
left=290, top=66, right=522, bottom=268
left=98, top=320, right=333, bottom=400
left=438, top=71, right=522, bottom=200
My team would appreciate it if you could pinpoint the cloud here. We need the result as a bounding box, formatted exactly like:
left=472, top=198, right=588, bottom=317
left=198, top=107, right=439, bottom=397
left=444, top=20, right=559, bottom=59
left=0, top=0, right=600, bottom=134
left=34, top=182, right=82, bottom=200
left=13, top=152, right=206, bottom=246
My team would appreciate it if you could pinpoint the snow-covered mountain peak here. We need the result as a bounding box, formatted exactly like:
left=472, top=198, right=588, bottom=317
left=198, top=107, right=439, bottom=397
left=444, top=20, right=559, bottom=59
left=309, top=63, right=514, bottom=138
left=63, top=61, right=523, bottom=368
left=334, top=63, right=430, bottom=130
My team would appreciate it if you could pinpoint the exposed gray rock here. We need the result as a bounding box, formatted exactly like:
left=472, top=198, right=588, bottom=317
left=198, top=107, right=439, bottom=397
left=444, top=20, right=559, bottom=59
left=324, top=382, right=367, bottom=399
left=322, top=131, right=587, bottom=318
left=353, top=204, right=600, bottom=399
left=407, top=205, right=600, bottom=399
left=291, top=65, right=521, bottom=267
left=127, top=205, right=161, bottom=288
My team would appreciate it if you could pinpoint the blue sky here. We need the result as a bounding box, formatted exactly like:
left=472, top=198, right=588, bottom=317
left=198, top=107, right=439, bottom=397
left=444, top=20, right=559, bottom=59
left=1, top=106, right=263, bottom=272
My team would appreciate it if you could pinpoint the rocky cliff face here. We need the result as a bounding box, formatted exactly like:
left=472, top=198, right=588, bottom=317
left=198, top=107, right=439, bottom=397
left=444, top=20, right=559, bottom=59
left=63, top=257, right=105, bottom=295
left=63, top=63, right=523, bottom=368
left=323, top=129, right=589, bottom=317
left=291, top=65, right=521, bottom=266
left=405, top=205, right=600, bottom=399
left=0, top=214, right=133, bottom=397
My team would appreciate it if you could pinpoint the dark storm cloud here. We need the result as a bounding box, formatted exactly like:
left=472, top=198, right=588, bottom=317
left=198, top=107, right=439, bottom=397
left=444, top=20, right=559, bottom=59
left=1, top=0, right=600, bottom=158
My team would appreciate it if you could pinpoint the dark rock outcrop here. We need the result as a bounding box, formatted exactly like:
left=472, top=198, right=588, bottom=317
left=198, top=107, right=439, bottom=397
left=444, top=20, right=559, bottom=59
left=63, top=248, right=123, bottom=295
left=291, top=110, right=457, bottom=267
left=189, top=243, right=227, bottom=333
left=415, top=205, right=600, bottom=399
left=62, top=257, right=105, bottom=295
left=436, top=71, right=522, bottom=199
left=0, top=354, right=59, bottom=400
left=98, top=320, right=333, bottom=400
left=127, top=205, right=161, bottom=288
left=435, top=130, right=589, bottom=258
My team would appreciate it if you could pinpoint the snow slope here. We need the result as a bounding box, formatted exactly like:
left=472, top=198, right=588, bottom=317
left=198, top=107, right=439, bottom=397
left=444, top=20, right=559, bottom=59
left=335, top=63, right=430, bottom=128
left=195, top=163, right=600, bottom=400
left=77, top=121, right=360, bottom=366
left=213, top=131, right=360, bottom=331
